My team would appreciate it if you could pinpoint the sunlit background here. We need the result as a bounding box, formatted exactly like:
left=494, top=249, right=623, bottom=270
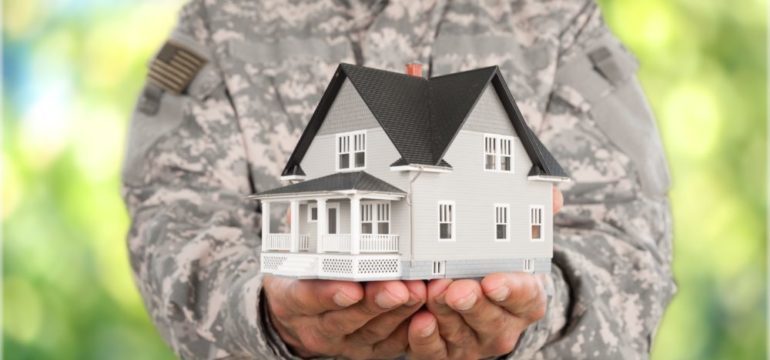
left=2, top=0, right=767, bottom=358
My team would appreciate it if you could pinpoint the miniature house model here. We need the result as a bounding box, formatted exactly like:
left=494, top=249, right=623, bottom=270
left=250, top=63, right=569, bottom=281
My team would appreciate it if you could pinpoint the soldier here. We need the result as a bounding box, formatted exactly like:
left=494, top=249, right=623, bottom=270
left=122, top=0, right=675, bottom=359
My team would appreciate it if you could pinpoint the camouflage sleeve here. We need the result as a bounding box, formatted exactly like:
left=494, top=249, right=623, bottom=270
left=121, top=1, right=297, bottom=358
left=511, top=2, right=676, bottom=359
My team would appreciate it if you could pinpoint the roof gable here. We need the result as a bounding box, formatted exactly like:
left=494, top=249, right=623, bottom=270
left=281, top=64, right=568, bottom=179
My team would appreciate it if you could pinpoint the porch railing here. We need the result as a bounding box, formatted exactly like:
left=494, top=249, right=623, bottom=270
left=321, top=234, right=399, bottom=253
left=360, top=234, right=399, bottom=253
left=320, top=234, right=352, bottom=253
left=264, top=233, right=310, bottom=252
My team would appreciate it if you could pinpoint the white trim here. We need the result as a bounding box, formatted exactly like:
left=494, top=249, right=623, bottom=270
left=527, top=175, right=571, bottom=183
left=361, top=201, right=391, bottom=235
left=390, top=165, right=453, bottom=173
left=247, top=191, right=405, bottom=201
left=280, top=175, right=306, bottom=181
left=307, top=203, right=317, bottom=222
left=493, top=203, right=510, bottom=242
left=431, top=261, right=446, bottom=276
left=529, top=205, right=544, bottom=242
left=483, top=134, right=515, bottom=173
left=523, top=259, right=535, bottom=273
left=437, top=201, right=456, bottom=242
left=335, top=130, right=367, bottom=172
left=326, top=202, right=341, bottom=235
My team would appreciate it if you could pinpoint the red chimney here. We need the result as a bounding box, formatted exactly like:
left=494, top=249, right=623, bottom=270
left=405, top=63, right=423, bottom=77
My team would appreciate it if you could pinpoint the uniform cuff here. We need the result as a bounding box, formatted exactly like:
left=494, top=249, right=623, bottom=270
left=509, top=265, right=571, bottom=358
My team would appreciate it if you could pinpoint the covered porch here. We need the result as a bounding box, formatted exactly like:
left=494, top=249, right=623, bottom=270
left=250, top=172, right=407, bottom=255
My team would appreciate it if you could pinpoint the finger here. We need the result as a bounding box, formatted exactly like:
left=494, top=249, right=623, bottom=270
left=407, top=311, right=448, bottom=360
left=481, top=272, right=547, bottom=322
left=444, top=279, right=512, bottom=342
left=264, top=275, right=364, bottom=316
left=319, top=280, right=410, bottom=336
left=426, top=279, right=476, bottom=348
left=553, top=186, right=564, bottom=214
left=369, top=320, right=411, bottom=359
left=347, top=280, right=427, bottom=345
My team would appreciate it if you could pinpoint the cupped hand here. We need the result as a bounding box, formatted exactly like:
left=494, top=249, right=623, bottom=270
left=408, top=274, right=547, bottom=359
left=263, top=275, right=426, bottom=359
left=408, top=186, right=563, bottom=359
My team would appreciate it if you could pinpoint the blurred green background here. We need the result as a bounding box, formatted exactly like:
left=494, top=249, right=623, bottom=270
left=2, top=0, right=767, bottom=359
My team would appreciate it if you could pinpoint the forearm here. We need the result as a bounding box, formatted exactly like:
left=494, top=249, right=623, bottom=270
left=125, top=182, right=288, bottom=357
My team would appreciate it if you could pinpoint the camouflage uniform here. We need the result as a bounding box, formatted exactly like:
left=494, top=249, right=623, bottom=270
left=122, top=0, right=675, bottom=358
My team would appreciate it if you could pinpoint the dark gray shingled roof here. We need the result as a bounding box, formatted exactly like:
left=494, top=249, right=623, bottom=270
left=259, top=171, right=405, bottom=196
left=281, top=63, right=568, bottom=179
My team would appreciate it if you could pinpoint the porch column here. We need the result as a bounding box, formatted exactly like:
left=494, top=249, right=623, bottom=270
left=350, top=195, right=361, bottom=254
left=290, top=199, right=300, bottom=253
left=261, top=200, right=271, bottom=252
left=316, top=199, right=327, bottom=253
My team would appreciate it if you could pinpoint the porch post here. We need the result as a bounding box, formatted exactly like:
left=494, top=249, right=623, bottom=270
left=290, top=199, right=300, bottom=253
left=316, top=198, right=327, bottom=253
left=350, top=195, right=361, bottom=254
left=261, top=200, right=271, bottom=252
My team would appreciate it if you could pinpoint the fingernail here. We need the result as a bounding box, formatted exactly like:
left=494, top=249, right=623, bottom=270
left=453, top=292, right=477, bottom=311
left=406, top=296, right=420, bottom=306
left=421, top=320, right=436, bottom=337
left=375, top=291, right=402, bottom=309
left=488, top=287, right=510, bottom=302
left=333, top=292, right=357, bottom=307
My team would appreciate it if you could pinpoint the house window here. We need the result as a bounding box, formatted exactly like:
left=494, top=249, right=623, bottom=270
left=361, top=203, right=373, bottom=234
left=494, top=204, right=510, bottom=241
left=523, top=259, right=535, bottom=273
left=336, top=131, right=366, bottom=171
left=438, top=201, right=455, bottom=241
left=377, top=203, right=390, bottom=234
left=432, top=261, right=446, bottom=276
left=308, top=204, right=318, bottom=222
left=530, top=205, right=544, bottom=241
left=483, top=134, right=514, bottom=172
left=361, top=202, right=390, bottom=234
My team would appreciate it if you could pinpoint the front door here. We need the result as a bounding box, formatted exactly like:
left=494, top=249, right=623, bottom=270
left=327, top=203, right=340, bottom=234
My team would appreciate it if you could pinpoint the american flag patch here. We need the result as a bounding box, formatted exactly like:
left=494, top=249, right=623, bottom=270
left=148, top=42, right=206, bottom=94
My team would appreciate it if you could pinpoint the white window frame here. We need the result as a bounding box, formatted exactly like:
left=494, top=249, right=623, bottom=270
left=307, top=203, right=317, bottom=223
left=431, top=261, right=446, bottom=276
left=361, top=201, right=390, bottom=235
left=335, top=130, right=366, bottom=172
left=483, top=134, right=514, bottom=173
left=530, top=205, right=544, bottom=242
left=494, top=204, right=510, bottom=242
left=438, top=201, right=456, bottom=242
left=523, top=259, right=535, bottom=273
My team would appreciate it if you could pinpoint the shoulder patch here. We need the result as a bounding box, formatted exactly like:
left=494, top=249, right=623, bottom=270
left=148, top=41, right=207, bottom=94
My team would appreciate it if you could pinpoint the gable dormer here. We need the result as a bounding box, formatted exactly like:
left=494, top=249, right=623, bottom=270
left=280, top=63, right=569, bottom=183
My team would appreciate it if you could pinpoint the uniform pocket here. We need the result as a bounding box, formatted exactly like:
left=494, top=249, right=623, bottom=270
left=554, top=33, right=670, bottom=196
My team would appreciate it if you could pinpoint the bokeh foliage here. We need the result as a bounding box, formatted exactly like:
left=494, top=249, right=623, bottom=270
left=2, top=0, right=767, bottom=359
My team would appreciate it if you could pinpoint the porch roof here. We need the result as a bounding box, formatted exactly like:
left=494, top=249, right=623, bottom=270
left=250, top=171, right=406, bottom=200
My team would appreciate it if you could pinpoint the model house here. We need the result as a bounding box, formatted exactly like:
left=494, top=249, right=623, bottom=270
left=249, top=63, right=569, bottom=281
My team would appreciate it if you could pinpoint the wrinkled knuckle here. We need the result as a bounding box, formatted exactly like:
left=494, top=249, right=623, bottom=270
left=298, top=330, right=332, bottom=355
left=444, top=327, right=472, bottom=346
left=319, top=316, right=355, bottom=335
left=356, top=325, right=386, bottom=344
